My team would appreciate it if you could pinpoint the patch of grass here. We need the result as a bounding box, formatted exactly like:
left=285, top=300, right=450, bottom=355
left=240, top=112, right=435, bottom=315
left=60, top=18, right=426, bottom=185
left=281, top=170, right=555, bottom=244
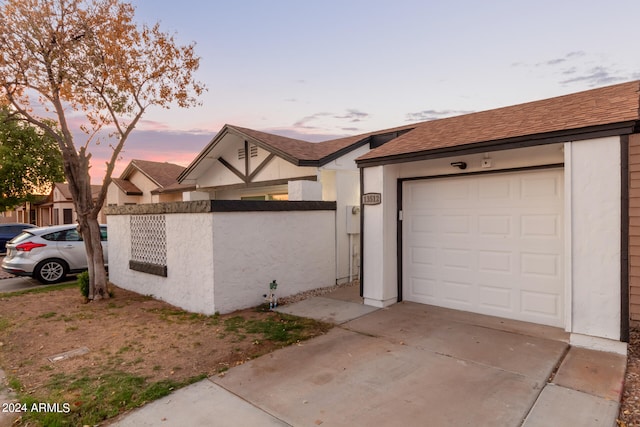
left=0, top=316, right=11, bottom=332
left=1, top=282, right=76, bottom=298
left=246, top=313, right=331, bottom=344
left=223, top=316, right=245, bottom=333
left=38, top=311, right=57, bottom=319
left=7, top=375, right=22, bottom=392
left=17, top=371, right=207, bottom=427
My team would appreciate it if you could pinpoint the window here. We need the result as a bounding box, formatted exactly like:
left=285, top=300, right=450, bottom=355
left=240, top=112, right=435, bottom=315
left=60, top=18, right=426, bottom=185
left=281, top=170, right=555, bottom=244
left=63, top=209, right=73, bottom=224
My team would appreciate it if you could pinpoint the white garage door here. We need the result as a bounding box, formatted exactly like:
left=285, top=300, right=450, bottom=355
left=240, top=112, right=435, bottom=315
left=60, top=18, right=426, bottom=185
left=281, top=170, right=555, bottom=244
left=402, top=168, right=564, bottom=327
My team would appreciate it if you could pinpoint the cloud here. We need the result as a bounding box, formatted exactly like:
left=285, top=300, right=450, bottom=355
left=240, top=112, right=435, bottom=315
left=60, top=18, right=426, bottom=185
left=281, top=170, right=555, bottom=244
left=292, top=108, right=371, bottom=130
left=405, top=109, right=475, bottom=122
left=292, top=112, right=332, bottom=129
left=534, top=51, right=587, bottom=67
left=559, top=66, right=629, bottom=87
left=516, top=51, right=636, bottom=88
left=264, top=127, right=348, bottom=142
left=333, top=109, right=369, bottom=122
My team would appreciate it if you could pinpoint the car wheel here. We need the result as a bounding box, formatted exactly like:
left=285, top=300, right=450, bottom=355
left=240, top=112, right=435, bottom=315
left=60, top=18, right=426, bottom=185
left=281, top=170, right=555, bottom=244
left=34, top=259, right=68, bottom=284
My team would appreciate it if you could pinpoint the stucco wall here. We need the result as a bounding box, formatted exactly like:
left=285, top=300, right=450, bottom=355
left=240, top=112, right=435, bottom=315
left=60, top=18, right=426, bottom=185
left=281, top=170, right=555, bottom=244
left=212, top=210, right=336, bottom=313
left=567, top=137, right=621, bottom=342
left=107, top=201, right=336, bottom=315
left=107, top=212, right=216, bottom=314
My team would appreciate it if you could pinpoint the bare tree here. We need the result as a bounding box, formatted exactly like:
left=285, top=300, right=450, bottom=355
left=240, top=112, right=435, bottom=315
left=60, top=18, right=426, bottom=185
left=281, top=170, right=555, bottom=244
left=0, top=0, right=205, bottom=299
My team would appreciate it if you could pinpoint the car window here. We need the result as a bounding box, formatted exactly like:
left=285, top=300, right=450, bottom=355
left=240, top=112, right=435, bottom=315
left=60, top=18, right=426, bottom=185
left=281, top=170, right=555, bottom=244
left=64, top=229, right=82, bottom=241
left=100, top=227, right=108, bottom=241
left=9, top=231, right=35, bottom=244
left=43, top=229, right=83, bottom=242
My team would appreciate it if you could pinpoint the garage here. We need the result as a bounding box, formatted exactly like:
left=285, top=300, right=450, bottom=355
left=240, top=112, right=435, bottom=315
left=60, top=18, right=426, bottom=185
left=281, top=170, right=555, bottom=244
left=401, top=168, right=564, bottom=327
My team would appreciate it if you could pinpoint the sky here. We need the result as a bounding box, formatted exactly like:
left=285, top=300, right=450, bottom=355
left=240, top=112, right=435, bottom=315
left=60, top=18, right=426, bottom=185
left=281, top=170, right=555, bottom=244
left=86, top=0, right=640, bottom=182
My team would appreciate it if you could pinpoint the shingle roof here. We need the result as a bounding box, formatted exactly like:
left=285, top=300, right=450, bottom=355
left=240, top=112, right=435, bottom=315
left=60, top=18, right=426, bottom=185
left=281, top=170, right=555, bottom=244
left=184, top=81, right=640, bottom=177
left=111, top=178, right=142, bottom=195
left=357, top=80, right=640, bottom=163
left=228, top=122, right=416, bottom=164
left=54, top=183, right=102, bottom=200
left=125, top=159, right=186, bottom=188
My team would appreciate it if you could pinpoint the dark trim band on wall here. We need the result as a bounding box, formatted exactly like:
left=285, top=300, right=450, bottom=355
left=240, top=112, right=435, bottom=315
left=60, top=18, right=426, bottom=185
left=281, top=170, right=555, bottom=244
left=210, top=200, right=336, bottom=212
left=129, top=260, right=167, bottom=277
left=359, top=167, right=364, bottom=298
left=621, top=135, right=630, bottom=342
left=396, top=178, right=403, bottom=302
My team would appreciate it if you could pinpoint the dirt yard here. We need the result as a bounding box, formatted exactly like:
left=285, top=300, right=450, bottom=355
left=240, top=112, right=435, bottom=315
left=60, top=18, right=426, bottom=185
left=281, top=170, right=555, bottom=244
left=1, top=281, right=640, bottom=426
left=0, top=284, right=332, bottom=425
left=619, top=328, right=640, bottom=426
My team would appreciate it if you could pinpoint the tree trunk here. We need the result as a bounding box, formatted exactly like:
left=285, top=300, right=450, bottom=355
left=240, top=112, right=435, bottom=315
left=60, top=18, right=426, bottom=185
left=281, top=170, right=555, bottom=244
left=77, top=214, right=108, bottom=300
left=70, top=152, right=109, bottom=301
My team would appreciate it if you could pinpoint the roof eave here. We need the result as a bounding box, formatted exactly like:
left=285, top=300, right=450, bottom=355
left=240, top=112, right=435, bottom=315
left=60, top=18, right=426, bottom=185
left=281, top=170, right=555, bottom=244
left=356, top=120, right=639, bottom=168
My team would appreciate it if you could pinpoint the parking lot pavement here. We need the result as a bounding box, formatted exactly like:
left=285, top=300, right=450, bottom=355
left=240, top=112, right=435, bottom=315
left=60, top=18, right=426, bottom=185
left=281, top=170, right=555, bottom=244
left=0, top=257, right=14, bottom=280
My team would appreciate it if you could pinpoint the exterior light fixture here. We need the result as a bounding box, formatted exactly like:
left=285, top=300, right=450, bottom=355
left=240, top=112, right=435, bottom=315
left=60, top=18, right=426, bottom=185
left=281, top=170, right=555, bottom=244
left=451, top=161, right=467, bottom=170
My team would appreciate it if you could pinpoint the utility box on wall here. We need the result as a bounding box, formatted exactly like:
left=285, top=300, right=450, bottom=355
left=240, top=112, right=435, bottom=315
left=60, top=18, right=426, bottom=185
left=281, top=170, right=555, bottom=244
left=346, top=205, right=360, bottom=234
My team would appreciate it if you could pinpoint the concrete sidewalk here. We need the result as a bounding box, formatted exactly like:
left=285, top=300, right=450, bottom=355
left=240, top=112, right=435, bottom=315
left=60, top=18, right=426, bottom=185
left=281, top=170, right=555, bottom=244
left=109, top=285, right=626, bottom=427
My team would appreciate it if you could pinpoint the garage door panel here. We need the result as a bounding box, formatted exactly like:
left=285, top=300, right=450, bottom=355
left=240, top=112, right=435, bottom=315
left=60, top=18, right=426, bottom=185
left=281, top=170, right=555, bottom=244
left=441, top=280, right=474, bottom=306
left=409, top=214, right=438, bottom=233
left=410, top=246, right=436, bottom=266
left=478, top=285, right=513, bottom=310
left=441, top=215, right=471, bottom=234
left=441, top=248, right=473, bottom=270
left=521, top=291, right=561, bottom=319
left=521, top=215, right=561, bottom=238
left=520, top=252, right=560, bottom=277
left=478, top=178, right=512, bottom=199
left=410, top=277, right=437, bottom=299
left=521, top=175, right=561, bottom=199
left=403, top=169, right=564, bottom=328
left=478, top=250, right=513, bottom=274
left=478, top=215, right=512, bottom=236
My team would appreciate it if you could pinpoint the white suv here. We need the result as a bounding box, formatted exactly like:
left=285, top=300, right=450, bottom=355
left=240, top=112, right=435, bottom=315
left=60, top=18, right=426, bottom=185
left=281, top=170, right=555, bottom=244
left=2, top=224, right=108, bottom=284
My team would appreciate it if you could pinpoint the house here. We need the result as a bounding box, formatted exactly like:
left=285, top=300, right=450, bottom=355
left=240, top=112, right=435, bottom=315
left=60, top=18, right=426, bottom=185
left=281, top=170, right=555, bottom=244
left=107, top=80, right=640, bottom=352
left=178, top=124, right=413, bottom=283
left=107, top=159, right=192, bottom=206
left=13, top=183, right=105, bottom=226
left=355, top=80, right=640, bottom=354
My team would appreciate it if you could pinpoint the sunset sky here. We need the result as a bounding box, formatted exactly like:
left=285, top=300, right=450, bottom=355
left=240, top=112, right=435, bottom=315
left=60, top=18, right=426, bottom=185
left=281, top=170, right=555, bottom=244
left=87, top=0, right=640, bottom=182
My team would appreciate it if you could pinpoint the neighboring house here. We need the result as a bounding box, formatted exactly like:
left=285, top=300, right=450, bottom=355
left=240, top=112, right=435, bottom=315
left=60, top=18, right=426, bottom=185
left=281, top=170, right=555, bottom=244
left=107, top=159, right=191, bottom=206
left=12, top=183, right=106, bottom=226
left=0, top=211, right=17, bottom=224
left=356, top=80, right=640, bottom=354
left=178, top=124, right=413, bottom=283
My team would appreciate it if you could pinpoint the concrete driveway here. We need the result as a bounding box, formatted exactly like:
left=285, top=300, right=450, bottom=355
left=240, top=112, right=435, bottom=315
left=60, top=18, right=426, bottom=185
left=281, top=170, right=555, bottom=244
left=111, top=287, right=626, bottom=427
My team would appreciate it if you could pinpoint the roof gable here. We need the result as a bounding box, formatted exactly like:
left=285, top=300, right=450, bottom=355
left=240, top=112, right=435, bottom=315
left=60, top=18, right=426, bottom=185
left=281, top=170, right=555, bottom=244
left=357, top=80, right=640, bottom=164
left=120, top=159, right=186, bottom=189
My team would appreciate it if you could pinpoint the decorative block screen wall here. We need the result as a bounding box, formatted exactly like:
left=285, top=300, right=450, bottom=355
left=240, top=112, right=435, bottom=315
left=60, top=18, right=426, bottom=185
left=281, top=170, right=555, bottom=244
left=129, top=214, right=168, bottom=276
